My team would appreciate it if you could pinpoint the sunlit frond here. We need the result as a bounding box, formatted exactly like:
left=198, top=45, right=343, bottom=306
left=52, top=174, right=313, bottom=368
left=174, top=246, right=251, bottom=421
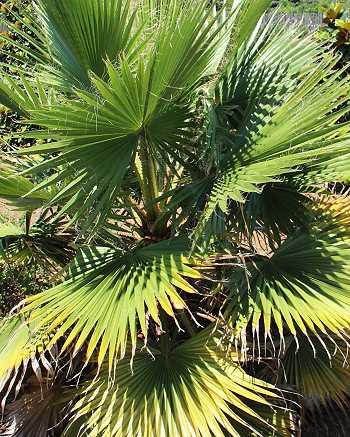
left=66, top=330, right=291, bottom=437
left=0, top=315, right=53, bottom=405
left=22, top=239, right=201, bottom=368
left=195, top=38, right=350, bottom=244
left=225, top=197, right=350, bottom=350
left=279, top=335, right=350, bottom=406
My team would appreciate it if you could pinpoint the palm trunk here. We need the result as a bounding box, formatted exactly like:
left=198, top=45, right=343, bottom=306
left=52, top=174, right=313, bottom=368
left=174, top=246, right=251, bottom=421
left=135, top=137, right=161, bottom=225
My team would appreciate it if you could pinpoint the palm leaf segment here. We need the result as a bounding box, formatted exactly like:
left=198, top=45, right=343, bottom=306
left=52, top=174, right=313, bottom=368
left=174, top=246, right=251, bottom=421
left=0, top=160, right=49, bottom=211
left=242, top=184, right=311, bottom=246
left=280, top=335, right=350, bottom=406
left=226, top=198, right=350, bottom=348
left=0, top=218, right=74, bottom=269
left=23, top=239, right=201, bottom=367
left=0, top=74, right=54, bottom=116
left=0, top=0, right=136, bottom=116
left=0, top=316, right=53, bottom=405
left=282, top=338, right=350, bottom=437
left=0, top=0, right=141, bottom=91
left=67, top=331, right=289, bottom=437
left=35, top=0, right=141, bottom=89
left=3, top=377, right=69, bottom=437
left=0, top=222, right=32, bottom=264
left=0, top=156, right=74, bottom=267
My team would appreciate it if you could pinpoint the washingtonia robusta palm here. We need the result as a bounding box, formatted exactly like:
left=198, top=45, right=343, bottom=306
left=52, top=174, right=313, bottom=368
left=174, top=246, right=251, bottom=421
left=1, top=0, right=350, bottom=435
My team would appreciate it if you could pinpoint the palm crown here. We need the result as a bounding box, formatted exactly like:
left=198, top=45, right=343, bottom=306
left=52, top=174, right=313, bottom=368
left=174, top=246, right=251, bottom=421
left=1, top=0, right=350, bottom=435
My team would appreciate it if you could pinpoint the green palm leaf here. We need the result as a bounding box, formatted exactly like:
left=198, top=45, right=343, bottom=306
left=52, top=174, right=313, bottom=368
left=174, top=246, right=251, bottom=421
left=22, top=239, right=201, bottom=368
left=0, top=222, right=28, bottom=262
left=0, top=316, right=52, bottom=401
left=260, top=334, right=350, bottom=436
left=34, top=0, right=141, bottom=89
left=159, top=18, right=322, bottom=234
left=226, top=197, right=350, bottom=349
left=207, top=14, right=321, bottom=170
left=242, top=184, right=311, bottom=246
left=195, top=48, right=350, bottom=243
left=279, top=335, right=350, bottom=406
left=0, top=74, right=53, bottom=115
left=18, top=0, right=235, bottom=231
left=228, top=0, right=272, bottom=58
left=0, top=216, right=75, bottom=269
left=292, top=150, right=350, bottom=187
left=0, top=83, right=26, bottom=116
left=0, top=223, right=23, bottom=240
left=0, top=0, right=141, bottom=92
left=0, top=162, right=49, bottom=211
left=66, top=330, right=290, bottom=437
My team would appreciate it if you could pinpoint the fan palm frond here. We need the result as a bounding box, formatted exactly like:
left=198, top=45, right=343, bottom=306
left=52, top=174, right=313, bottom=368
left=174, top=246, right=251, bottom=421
left=225, top=197, right=350, bottom=351
left=156, top=19, right=323, bottom=238
left=0, top=0, right=142, bottom=91
left=0, top=163, right=49, bottom=212
left=34, top=0, right=142, bottom=89
left=66, top=330, right=291, bottom=437
left=0, top=315, right=54, bottom=405
left=0, top=217, right=75, bottom=270
left=228, top=0, right=272, bottom=58
left=194, top=48, right=350, bottom=244
left=16, top=0, right=236, bottom=232
left=279, top=335, right=350, bottom=406
left=22, top=239, right=202, bottom=368
left=242, top=184, right=311, bottom=246
left=0, top=73, right=54, bottom=115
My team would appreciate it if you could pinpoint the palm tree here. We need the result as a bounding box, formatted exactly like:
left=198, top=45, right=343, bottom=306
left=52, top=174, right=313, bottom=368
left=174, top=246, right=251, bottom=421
left=1, top=0, right=350, bottom=435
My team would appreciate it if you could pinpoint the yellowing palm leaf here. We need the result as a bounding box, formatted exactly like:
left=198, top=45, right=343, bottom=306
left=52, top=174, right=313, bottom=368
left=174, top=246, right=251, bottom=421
left=66, top=330, right=291, bottom=437
left=279, top=335, right=350, bottom=406
left=226, top=198, right=350, bottom=349
left=0, top=316, right=53, bottom=404
left=23, top=239, right=201, bottom=368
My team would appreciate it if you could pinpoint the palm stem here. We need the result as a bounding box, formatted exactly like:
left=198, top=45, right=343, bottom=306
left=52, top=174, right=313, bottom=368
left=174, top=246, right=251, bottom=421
left=135, top=137, right=161, bottom=224
left=179, top=311, right=196, bottom=337
left=159, top=310, right=170, bottom=357
left=125, top=195, right=148, bottom=223
left=25, top=211, right=32, bottom=235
